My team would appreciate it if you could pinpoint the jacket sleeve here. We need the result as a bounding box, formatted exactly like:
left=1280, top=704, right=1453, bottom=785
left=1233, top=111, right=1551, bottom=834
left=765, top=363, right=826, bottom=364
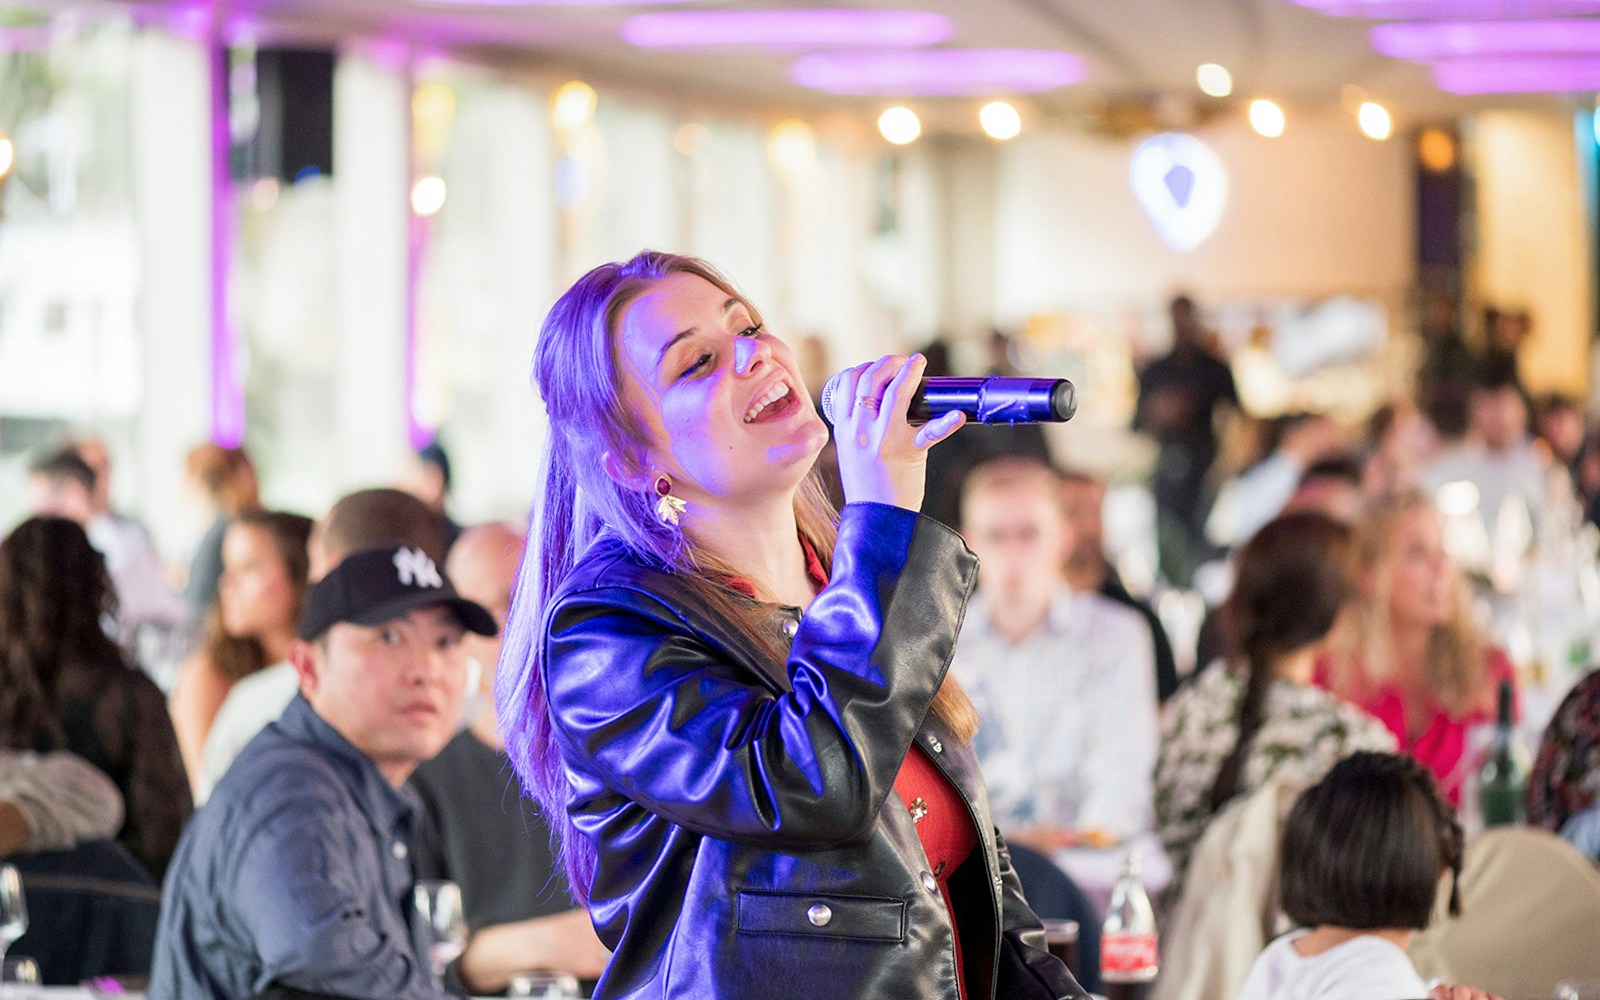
left=993, top=829, right=1091, bottom=1000
left=235, top=791, right=438, bottom=1000
left=542, top=503, right=977, bottom=851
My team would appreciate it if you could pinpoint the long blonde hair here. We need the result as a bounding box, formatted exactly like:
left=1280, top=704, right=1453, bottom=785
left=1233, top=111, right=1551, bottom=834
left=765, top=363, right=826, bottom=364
left=1325, top=489, right=1488, bottom=717
left=497, top=251, right=975, bottom=905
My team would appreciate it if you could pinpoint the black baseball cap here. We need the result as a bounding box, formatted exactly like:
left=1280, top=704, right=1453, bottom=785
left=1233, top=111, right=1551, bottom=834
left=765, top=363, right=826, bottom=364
left=297, top=544, right=499, bottom=641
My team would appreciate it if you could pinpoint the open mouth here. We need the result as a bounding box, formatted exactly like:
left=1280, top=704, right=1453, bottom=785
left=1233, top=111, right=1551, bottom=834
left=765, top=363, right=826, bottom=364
left=744, top=381, right=797, bottom=424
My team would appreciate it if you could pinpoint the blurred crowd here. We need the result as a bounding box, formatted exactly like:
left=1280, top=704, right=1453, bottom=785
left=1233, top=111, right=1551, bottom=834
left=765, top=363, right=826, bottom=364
left=2, top=289, right=1600, bottom=998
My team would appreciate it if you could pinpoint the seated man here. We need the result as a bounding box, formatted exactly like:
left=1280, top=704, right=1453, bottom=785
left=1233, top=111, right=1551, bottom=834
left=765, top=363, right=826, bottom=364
left=199, top=488, right=451, bottom=794
left=150, top=544, right=497, bottom=1000
left=952, top=457, right=1159, bottom=847
left=410, top=523, right=610, bottom=994
left=1059, top=470, right=1179, bottom=702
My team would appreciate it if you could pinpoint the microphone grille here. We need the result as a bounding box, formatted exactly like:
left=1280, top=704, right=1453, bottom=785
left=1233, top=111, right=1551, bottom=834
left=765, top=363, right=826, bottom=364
left=818, top=370, right=847, bottom=424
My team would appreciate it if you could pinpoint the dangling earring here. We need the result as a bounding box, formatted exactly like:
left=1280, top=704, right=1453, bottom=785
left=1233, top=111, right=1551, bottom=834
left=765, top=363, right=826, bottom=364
left=654, top=474, right=687, bottom=526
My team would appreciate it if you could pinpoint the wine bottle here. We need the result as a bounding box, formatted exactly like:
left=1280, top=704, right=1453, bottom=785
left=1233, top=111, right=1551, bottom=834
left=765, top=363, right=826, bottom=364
left=1478, top=678, right=1525, bottom=828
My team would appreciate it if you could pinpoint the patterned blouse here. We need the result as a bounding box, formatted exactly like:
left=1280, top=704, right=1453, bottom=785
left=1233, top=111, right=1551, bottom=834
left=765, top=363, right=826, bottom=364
left=1527, top=669, right=1600, bottom=834
left=1154, top=664, right=1396, bottom=905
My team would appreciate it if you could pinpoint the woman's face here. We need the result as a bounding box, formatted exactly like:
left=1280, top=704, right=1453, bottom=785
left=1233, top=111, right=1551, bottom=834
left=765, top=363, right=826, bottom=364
left=1376, top=508, right=1454, bottom=630
left=613, top=273, right=828, bottom=510
left=218, top=524, right=297, bottom=639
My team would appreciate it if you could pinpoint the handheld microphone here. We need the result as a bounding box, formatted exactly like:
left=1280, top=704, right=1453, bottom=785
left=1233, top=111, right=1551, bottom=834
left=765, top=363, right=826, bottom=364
left=819, top=374, right=1077, bottom=426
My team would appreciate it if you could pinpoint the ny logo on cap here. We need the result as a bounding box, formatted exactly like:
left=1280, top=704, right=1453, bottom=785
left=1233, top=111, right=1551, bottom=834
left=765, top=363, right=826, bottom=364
left=393, top=547, right=443, bottom=589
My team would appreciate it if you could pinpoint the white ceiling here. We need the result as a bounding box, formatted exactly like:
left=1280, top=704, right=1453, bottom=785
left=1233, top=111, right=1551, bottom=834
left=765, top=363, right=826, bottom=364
left=78, top=0, right=1576, bottom=130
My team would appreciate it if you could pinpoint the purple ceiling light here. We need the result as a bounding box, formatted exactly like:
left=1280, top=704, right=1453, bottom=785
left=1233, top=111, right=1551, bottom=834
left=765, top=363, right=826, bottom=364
left=624, top=10, right=951, bottom=51
left=416, top=0, right=696, bottom=7
left=1431, top=56, right=1600, bottom=93
left=0, top=25, right=53, bottom=52
left=791, top=49, right=1083, bottom=96
left=1296, top=0, right=1600, bottom=17
left=1373, top=19, right=1600, bottom=58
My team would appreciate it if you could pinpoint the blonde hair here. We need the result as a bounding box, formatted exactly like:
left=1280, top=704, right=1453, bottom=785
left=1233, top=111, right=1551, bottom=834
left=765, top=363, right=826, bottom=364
left=1325, top=489, right=1488, bottom=717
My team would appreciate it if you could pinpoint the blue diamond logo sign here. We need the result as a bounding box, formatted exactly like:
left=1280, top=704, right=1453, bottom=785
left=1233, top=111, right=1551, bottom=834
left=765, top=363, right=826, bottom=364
left=1130, top=132, right=1227, bottom=251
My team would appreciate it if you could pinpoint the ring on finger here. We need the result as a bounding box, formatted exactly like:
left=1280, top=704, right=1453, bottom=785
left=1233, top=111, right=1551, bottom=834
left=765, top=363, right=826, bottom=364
left=856, top=395, right=882, bottom=410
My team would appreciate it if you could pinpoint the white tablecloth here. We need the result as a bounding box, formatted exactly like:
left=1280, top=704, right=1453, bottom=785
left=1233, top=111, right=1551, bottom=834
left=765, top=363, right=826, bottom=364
left=1053, top=831, right=1171, bottom=921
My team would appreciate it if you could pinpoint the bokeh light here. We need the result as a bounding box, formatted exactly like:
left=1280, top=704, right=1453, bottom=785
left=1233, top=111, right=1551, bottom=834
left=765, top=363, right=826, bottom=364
left=1249, top=98, right=1285, bottom=137
left=411, top=175, right=448, bottom=216
left=1196, top=63, right=1233, bottom=97
left=1358, top=101, right=1393, bottom=140
left=979, top=101, right=1022, bottom=140
left=552, top=80, right=598, bottom=132
left=878, top=106, right=922, bottom=145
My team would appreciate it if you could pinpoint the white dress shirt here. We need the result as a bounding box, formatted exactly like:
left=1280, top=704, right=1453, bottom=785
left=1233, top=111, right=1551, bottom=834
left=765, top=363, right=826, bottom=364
left=953, top=585, right=1159, bottom=838
left=196, top=661, right=300, bottom=805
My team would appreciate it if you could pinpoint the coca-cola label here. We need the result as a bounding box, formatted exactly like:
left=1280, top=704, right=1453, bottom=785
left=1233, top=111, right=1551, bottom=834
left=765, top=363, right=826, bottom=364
left=1101, top=932, right=1159, bottom=974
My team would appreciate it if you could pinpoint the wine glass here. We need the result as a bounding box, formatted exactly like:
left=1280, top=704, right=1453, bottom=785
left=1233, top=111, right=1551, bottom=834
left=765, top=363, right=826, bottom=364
left=507, top=970, right=581, bottom=998
left=412, top=879, right=467, bottom=983
left=0, top=956, right=40, bottom=999
left=0, top=866, right=25, bottom=965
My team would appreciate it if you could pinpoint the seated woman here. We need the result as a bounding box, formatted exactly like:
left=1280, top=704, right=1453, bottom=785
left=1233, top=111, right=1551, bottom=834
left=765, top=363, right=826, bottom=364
left=497, top=251, right=1083, bottom=999
left=1317, top=489, right=1516, bottom=803
left=0, top=750, right=123, bottom=856
left=168, top=511, right=312, bottom=803
left=0, top=518, right=191, bottom=879
left=1155, top=512, right=1394, bottom=903
left=1238, top=751, right=1497, bottom=1000
left=1528, top=668, right=1600, bottom=834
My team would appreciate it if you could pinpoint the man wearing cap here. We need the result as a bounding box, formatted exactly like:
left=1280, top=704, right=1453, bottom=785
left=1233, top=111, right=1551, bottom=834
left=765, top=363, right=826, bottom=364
left=149, top=545, right=498, bottom=1000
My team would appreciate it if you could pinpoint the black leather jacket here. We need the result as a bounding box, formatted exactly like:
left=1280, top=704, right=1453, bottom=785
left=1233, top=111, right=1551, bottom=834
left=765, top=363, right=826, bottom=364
left=541, top=503, right=1087, bottom=1000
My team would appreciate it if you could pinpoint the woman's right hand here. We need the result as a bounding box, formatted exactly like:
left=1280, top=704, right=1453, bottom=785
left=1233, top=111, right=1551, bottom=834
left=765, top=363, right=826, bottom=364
left=831, top=353, right=964, bottom=512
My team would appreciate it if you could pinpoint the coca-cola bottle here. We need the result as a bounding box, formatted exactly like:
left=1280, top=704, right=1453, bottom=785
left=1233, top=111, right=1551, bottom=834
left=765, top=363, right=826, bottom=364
left=1100, top=849, right=1158, bottom=1000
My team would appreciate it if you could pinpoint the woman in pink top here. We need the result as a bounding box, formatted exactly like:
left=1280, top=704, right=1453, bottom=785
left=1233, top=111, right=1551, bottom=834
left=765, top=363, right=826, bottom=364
left=1318, top=489, right=1516, bottom=803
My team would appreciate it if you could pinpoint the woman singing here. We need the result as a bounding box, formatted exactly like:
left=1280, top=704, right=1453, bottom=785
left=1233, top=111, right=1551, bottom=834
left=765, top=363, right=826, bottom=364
left=498, top=251, right=1085, bottom=1000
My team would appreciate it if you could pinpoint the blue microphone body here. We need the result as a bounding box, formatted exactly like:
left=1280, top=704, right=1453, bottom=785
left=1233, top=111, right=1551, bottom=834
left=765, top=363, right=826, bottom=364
left=820, top=374, right=1077, bottom=426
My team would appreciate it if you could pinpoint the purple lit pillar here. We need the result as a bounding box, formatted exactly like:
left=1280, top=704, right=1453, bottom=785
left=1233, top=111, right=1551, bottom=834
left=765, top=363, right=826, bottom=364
left=408, top=200, right=432, bottom=451
left=208, top=36, right=246, bottom=447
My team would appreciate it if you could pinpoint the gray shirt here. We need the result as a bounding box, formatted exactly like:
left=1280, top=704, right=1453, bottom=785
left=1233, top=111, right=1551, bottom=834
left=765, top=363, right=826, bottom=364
left=150, top=695, right=444, bottom=1000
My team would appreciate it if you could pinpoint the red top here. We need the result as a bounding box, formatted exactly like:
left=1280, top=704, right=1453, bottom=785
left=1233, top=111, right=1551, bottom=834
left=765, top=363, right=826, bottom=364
left=730, top=536, right=979, bottom=997
left=894, top=743, right=980, bottom=1000
left=1316, top=647, right=1519, bottom=804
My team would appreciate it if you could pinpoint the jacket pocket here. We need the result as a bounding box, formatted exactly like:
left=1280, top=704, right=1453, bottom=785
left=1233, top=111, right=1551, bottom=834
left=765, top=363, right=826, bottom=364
left=735, top=890, right=906, bottom=943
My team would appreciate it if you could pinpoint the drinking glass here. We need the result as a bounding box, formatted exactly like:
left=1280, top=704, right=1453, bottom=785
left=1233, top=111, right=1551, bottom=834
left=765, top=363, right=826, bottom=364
left=507, top=970, right=581, bottom=998
left=1556, top=982, right=1600, bottom=1000
left=1041, top=919, right=1080, bottom=979
left=1, top=957, right=40, bottom=999
left=412, top=879, right=467, bottom=983
left=0, top=866, right=25, bottom=966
